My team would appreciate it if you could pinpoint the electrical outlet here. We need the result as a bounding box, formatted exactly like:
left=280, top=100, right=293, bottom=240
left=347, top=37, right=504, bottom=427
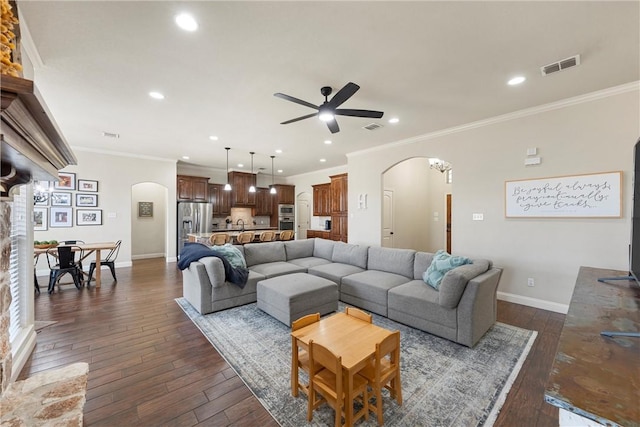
left=527, top=278, right=535, bottom=287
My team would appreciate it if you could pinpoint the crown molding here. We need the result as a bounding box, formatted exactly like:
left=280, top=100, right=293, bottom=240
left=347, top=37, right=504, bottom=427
left=71, top=146, right=177, bottom=163
left=348, top=81, right=640, bottom=159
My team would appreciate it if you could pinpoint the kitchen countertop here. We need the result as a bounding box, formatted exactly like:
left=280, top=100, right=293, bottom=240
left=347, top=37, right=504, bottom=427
left=188, top=229, right=281, bottom=239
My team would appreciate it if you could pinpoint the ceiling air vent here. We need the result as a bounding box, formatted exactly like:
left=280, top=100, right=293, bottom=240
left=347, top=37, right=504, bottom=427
left=102, top=131, right=120, bottom=138
left=363, top=123, right=383, bottom=131
left=541, top=54, right=581, bottom=76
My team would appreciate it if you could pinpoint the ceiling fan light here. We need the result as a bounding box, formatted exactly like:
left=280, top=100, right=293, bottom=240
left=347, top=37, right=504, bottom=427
left=319, top=112, right=334, bottom=122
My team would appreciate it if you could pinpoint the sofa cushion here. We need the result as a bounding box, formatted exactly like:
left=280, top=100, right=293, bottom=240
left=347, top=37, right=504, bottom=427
left=308, top=263, right=365, bottom=286
left=414, top=252, right=434, bottom=280
left=284, top=239, right=315, bottom=260
left=388, top=280, right=457, bottom=329
left=423, top=250, right=471, bottom=289
left=331, top=242, right=368, bottom=269
left=211, top=243, right=246, bottom=269
left=367, top=247, right=415, bottom=278
left=249, top=261, right=306, bottom=279
left=341, top=270, right=411, bottom=316
left=438, top=260, right=490, bottom=308
left=243, top=242, right=286, bottom=267
left=313, top=238, right=335, bottom=260
left=288, top=257, right=332, bottom=269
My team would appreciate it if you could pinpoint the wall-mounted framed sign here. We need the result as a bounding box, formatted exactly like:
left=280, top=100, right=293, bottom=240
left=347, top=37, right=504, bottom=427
left=505, top=171, right=622, bottom=218
left=138, top=201, right=153, bottom=218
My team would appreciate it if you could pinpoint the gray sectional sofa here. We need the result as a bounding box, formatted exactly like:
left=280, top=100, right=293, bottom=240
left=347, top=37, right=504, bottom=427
left=181, top=238, right=502, bottom=347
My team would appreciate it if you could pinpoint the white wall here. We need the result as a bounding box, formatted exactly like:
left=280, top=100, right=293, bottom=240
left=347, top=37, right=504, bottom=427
left=35, top=150, right=177, bottom=272
left=347, top=85, right=639, bottom=312
left=131, top=182, right=166, bottom=259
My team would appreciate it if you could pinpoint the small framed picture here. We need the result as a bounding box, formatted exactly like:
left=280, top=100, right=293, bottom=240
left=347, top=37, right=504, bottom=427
left=51, top=192, right=72, bottom=206
left=76, top=193, right=98, bottom=207
left=34, top=181, right=51, bottom=206
left=50, top=207, right=72, bottom=227
left=34, top=207, right=48, bottom=231
left=77, top=179, right=98, bottom=192
left=76, top=209, right=102, bottom=226
left=54, top=172, right=76, bottom=190
left=138, top=201, right=153, bottom=218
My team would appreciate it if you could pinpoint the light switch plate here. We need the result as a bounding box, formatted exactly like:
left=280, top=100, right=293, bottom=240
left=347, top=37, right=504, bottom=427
left=472, top=213, right=484, bottom=221
left=524, top=157, right=541, bottom=166
left=526, top=147, right=537, bottom=156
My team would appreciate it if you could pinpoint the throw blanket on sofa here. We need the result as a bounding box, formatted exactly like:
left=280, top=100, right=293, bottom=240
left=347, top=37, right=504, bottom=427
left=178, top=243, right=249, bottom=288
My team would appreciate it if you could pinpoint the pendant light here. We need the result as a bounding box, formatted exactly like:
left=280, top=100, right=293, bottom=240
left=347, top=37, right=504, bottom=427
left=270, top=155, right=277, bottom=194
left=224, top=147, right=231, bottom=191
left=248, top=152, right=256, bottom=193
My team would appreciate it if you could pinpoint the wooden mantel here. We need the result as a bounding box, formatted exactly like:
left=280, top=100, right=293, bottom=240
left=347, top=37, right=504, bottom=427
left=1, top=74, right=76, bottom=198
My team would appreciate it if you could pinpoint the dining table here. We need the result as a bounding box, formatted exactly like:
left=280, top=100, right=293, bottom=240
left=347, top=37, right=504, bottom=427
left=290, top=311, right=396, bottom=426
left=34, top=241, right=118, bottom=288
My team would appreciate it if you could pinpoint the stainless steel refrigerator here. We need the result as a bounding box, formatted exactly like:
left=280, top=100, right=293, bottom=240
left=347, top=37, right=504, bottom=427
left=177, top=201, right=213, bottom=255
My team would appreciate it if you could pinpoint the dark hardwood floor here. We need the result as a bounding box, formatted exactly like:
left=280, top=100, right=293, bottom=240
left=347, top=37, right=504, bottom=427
left=22, top=258, right=564, bottom=426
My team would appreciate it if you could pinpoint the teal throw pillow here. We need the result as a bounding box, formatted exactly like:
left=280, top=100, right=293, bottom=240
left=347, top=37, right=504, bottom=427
left=423, top=250, right=471, bottom=290
left=211, top=244, right=247, bottom=269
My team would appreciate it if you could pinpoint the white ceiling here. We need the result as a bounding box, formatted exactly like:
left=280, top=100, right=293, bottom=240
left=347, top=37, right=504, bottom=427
left=17, top=1, right=640, bottom=177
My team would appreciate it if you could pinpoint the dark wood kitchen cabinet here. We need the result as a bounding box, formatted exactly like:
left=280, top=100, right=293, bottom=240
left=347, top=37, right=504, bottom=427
left=312, top=183, right=331, bottom=216
left=177, top=175, right=209, bottom=201
left=228, top=171, right=256, bottom=206
left=271, top=184, right=295, bottom=205
left=330, top=173, right=348, bottom=242
left=208, top=183, right=231, bottom=215
left=254, top=187, right=273, bottom=216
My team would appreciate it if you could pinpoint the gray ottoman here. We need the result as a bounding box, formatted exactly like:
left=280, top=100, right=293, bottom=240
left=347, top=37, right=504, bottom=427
left=257, top=273, right=338, bottom=326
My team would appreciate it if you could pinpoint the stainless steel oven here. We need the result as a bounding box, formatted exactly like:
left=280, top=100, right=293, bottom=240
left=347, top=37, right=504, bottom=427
left=278, top=204, right=294, bottom=216
left=279, top=217, right=294, bottom=230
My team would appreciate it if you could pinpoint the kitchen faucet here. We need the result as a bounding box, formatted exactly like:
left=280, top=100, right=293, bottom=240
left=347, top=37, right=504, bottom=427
left=236, top=219, right=245, bottom=231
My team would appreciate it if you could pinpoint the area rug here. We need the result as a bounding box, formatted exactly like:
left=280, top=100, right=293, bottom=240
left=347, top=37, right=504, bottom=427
left=176, top=298, right=536, bottom=427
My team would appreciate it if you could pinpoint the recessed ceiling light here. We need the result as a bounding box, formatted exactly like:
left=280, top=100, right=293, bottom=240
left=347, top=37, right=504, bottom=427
left=388, top=117, right=399, bottom=124
left=237, top=163, right=244, bottom=168
left=319, top=158, right=326, bottom=163
left=175, top=13, right=198, bottom=32
left=149, top=91, right=165, bottom=100
left=182, top=156, right=190, bottom=160
left=209, top=135, right=218, bottom=141
left=324, top=140, right=332, bottom=145
left=278, top=169, right=283, bottom=173
left=507, top=76, right=526, bottom=86
left=275, top=149, right=283, bottom=154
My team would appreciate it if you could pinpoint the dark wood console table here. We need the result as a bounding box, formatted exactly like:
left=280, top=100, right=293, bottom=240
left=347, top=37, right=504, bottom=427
left=545, top=266, right=639, bottom=427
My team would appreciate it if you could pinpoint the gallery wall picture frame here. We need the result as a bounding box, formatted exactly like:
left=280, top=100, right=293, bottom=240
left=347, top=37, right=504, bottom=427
left=34, top=207, right=48, bottom=231
left=50, top=207, right=72, bottom=227
left=51, top=192, right=72, bottom=206
left=34, top=181, right=51, bottom=206
left=54, top=172, right=76, bottom=190
left=76, top=193, right=98, bottom=207
left=138, top=201, right=153, bottom=218
left=76, top=209, right=102, bottom=226
left=77, top=179, right=98, bottom=192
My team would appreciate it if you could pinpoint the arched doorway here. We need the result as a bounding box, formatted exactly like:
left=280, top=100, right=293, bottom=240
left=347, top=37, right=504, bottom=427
left=381, top=157, right=452, bottom=252
left=131, top=182, right=168, bottom=259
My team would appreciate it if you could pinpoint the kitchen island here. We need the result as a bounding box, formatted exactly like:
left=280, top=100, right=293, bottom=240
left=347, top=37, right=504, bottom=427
left=188, top=227, right=283, bottom=245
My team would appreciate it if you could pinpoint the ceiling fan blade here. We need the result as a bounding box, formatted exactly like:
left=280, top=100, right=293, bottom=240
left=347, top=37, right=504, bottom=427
left=327, top=82, right=360, bottom=108
left=335, top=109, right=384, bottom=119
left=327, top=119, right=340, bottom=134
left=280, top=112, right=318, bottom=125
left=274, top=93, right=318, bottom=110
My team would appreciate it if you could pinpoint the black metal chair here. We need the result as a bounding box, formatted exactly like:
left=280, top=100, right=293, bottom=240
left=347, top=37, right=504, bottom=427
left=46, top=245, right=84, bottom=293
left=88, top=240, right=121, bottom=284
left=60, top=240, right=86, bottom=272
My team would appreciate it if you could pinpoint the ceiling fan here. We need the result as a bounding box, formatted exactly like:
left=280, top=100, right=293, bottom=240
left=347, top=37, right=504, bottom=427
left=274, top=82, right=384, bottom=134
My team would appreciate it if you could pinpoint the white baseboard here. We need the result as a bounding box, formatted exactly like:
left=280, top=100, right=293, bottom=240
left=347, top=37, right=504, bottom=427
left=498, top=291, right=569, bottom=314
left=131, top=253, right=165, bottom=260
left=167, top=256, right=177, bottom=263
